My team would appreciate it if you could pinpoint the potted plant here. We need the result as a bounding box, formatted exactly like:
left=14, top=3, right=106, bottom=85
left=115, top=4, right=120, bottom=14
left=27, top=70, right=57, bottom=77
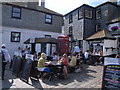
left=111, top=26, right=118, bottom=31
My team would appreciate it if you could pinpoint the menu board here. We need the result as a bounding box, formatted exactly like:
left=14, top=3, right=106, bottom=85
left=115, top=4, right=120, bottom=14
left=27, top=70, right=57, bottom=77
left=102, top=57, right=120, bottom=89
left=21, top=60, right=33, bottom=83
left=12, top=56, right=22, bottom=77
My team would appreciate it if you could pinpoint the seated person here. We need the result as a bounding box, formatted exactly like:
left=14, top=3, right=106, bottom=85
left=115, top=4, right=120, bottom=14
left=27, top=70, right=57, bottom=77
left=53, top=52, right=59, bottom=61
left=61, top=53, right=69, bottom=66
left=69, top=52, right=77, bottom=67
left=77, top=51, right=84, bottom=69
left=69, top=52, right=77, bottom=72
left=37, top=52, right=41, bottom=59
left=37, top=53, right=51, bottom=73
left=93, top=49, right=98, bottom=55
left=33, top=51, right=37, bottom=60
left=60, top=54, right=69, bottom=79
left=98, top=50, right=104, bottom=64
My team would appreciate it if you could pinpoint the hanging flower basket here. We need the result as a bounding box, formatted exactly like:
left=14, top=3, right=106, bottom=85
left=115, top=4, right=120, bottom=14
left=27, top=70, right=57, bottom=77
left=111, top=26, right=118, bottom=31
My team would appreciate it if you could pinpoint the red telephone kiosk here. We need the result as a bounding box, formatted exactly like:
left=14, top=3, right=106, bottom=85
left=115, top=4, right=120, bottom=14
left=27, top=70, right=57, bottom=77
left=57, top=35, right=70, bottom=56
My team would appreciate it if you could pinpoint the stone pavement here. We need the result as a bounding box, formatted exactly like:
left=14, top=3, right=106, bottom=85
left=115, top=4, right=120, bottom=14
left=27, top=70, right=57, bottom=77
left=1, top=64, right=103, bottom=89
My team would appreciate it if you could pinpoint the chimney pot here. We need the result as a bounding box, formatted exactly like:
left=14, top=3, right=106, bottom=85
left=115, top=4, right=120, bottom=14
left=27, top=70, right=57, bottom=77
left=41, top=0, right=45, bottom=7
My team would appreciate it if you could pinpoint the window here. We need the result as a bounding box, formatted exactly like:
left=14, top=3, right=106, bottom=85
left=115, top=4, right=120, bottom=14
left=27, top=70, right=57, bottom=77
left=96, top=9, right=101, bottom=19
left=12, top=7, right=21, bottom=19
left=96, top=24, right=101, bottom=32
left=69, top=13, right=73, bottom=23
left=85, top=9, right=92, bottom=19
left=11, top=32, right=21, bottom=42
left=78, top=9, right=83, bottom=19
left=69, top=26, right=73, bottom=34
left=45, top=35, right=51, bottom=38
left=45, top=14, right=52, bottom=24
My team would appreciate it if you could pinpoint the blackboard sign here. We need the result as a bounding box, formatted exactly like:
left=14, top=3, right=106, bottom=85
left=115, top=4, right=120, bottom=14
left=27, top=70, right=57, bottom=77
left=12, top=56, right=22, bottom=77
left=21, top=59, right=33, bottom=83
left=30, top=61, right=39, bottom=79
left=102, top=57, right=120, bottom=89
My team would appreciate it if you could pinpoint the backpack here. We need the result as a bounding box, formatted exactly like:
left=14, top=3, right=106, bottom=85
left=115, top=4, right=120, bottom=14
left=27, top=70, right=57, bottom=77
left=1, top=50, right=5, bottom=62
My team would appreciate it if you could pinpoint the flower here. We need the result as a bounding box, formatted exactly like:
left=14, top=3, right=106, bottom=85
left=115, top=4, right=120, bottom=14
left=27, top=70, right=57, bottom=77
left=111, top=26, right=119, bottom=31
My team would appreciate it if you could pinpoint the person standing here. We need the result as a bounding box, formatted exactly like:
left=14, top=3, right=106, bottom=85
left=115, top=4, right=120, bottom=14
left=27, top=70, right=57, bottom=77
left=1, top=44, right=11, bottom=80
left=74, top=44, right=80, bottom=55
left=14, top=47, right=22, bottom=57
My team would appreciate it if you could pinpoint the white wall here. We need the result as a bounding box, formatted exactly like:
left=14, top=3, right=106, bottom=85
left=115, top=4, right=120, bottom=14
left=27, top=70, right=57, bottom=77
left=93, top=43, right=103, bottom=51
left=2, top=26, right=61, bottom=58
left=0, top=28, right=2, bottom=47
left=103, top=39, right=117, bottom=56
left=82, top=40, right=89, bottom=53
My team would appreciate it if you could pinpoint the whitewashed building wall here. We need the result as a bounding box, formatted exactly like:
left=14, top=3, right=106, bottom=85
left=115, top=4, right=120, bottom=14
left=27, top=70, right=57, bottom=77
left=103, top=39, right=117, bottom=56
left=2, top=26, right=61, bottom=58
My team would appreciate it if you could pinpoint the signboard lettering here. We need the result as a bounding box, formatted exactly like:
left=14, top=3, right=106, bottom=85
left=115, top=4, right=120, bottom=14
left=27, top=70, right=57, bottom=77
left=102, top=58, right=120, bottom=89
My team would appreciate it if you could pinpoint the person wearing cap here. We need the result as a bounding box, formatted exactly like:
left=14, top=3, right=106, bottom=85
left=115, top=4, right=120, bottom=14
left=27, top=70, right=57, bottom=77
left=1, top=44, right=11, bottom=80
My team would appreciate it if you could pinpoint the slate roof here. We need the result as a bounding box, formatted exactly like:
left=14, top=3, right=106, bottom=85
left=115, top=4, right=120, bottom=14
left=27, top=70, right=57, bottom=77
left=3, top=3, right=63, bottom=17
left=24, top=37, right=57, bottom=44
left=87, top=30, right=116, bottom=40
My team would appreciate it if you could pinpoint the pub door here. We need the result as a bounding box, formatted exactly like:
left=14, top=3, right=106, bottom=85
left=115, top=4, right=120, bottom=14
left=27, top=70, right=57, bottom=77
left=41, top=43, right=46, bottom=53
left=31, top=43, right=35, bottom=53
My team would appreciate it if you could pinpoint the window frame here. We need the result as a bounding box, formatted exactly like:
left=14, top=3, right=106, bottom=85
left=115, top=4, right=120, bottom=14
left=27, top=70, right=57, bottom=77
left=69, top=26, right=73, bottom=34
left=69, top=13, right=73, bottom=23
left=85, top=9, right=92, bottom=19
left=45, top=35, right=51, bottom=38
left=96, top=9, right=101, bottom=20
left=11, top=6, right=22, bottom=19
left=78, top=9, right=83, bottom=20
left=96, top=23, right=101, bottom=32
left=45, top=14, right=52, bottom=24
left=11, top=32, right=21, bottom=42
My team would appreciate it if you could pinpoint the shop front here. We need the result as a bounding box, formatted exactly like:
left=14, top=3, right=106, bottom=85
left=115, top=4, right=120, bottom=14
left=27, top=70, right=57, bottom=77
left=24, top=37, right=57, bottom=56
left=87, top=30, right=117, bottom=56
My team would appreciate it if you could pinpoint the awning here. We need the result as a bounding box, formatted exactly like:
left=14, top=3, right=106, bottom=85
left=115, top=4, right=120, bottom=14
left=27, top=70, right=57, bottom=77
left=87, top=30, right=116, bottom=41
left=24, top=37, right=57, bottom=44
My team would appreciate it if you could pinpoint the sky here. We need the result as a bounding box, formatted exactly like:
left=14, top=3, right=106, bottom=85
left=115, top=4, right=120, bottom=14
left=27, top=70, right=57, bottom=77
left=39, top=0, right=119, bottom=15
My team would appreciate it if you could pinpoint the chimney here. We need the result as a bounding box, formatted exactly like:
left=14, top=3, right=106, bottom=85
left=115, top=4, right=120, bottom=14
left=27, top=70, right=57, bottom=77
left=109, top=0, right=118, bottom=4
left=27, top=0, right=39, bottom=9
left=41, top=0, right=45, bottom=7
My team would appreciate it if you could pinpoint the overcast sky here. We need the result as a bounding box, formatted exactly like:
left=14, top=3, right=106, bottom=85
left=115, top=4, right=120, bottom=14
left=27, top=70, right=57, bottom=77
left=39, top=0, right=120, bottom=15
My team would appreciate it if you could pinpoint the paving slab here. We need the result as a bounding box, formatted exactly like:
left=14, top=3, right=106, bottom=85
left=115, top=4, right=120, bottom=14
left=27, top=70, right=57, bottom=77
left=2, top=64, right=103, bottom=89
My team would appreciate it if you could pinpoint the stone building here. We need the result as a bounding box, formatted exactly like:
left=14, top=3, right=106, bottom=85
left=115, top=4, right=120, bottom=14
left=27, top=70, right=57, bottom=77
left=64, top=1, right=120, bottom=54
left=1, top=1, right=63, bottom=57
